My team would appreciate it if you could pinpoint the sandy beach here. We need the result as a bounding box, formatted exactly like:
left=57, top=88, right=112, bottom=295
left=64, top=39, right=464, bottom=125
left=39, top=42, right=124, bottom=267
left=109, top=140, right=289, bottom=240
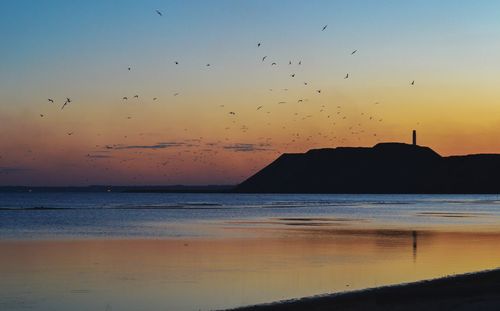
left=229, top=268, right=500, bottom=311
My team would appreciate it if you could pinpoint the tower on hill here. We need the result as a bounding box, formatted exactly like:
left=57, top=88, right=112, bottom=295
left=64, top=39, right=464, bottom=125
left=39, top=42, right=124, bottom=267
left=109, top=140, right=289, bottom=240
left=412, top=130, right=417, bottom=146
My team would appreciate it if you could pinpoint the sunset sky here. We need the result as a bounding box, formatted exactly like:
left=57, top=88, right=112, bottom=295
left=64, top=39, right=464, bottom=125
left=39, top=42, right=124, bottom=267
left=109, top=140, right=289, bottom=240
left=1, top=0, right=500, bottom=186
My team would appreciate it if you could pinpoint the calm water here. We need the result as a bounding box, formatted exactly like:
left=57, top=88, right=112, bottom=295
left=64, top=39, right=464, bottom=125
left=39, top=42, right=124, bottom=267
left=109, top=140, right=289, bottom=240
left=1, top=192, right=500, bottom=239
left=1, top=193, right=500, bottom=310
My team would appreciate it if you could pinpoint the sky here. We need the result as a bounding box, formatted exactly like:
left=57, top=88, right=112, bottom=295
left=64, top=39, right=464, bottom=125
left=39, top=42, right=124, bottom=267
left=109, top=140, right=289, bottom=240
left=1, top=0, right=500, bottom=186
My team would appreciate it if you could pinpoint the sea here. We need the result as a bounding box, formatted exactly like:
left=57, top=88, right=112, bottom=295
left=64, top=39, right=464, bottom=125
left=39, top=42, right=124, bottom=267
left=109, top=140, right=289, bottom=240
left=1, top=192, right=500, bottom=310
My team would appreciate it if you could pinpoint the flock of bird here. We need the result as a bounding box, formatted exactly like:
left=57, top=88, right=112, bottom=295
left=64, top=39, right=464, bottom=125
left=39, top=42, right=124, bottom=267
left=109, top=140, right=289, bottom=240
left=28, top=9, right=419, bottom=183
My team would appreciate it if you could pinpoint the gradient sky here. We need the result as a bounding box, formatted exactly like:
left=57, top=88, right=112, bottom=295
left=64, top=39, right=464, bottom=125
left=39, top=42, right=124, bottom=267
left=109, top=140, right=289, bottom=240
left=1, top=0, right=500, bottom=186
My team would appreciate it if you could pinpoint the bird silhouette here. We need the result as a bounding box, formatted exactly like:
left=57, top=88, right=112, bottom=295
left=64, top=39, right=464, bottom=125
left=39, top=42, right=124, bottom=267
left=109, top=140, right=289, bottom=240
left=155, top=10, right=163, bottom=16
left=262, top=56, right=267, bottom=62
left=175, top=61, right=179, bottom=65
left=40, top=114, right=44, bottom=117
left=322, top=25, right=328, bottom=31
left=128, top=67, right=131, bottom=71
left=257, top=42, right=261, bottom=47
left=257, top=106, right=263, bottom=110
left=122, top=97, right=128, bottom=100
left=133, top=95, right=139, bottom=99
left=271, top=62, right=277, bottom=66
left=411, top=80, right=415, bottom=85
left=229, top=112, right=236, bottom=115
left=48, top=99, right=54, bottom=103
left=344, top=73, right=349, bottom=79
left=291, top=73, right=295, bottom=77
left=61, top=98, right=71, bottom=110
left=351, top=50, right=357, bottom=55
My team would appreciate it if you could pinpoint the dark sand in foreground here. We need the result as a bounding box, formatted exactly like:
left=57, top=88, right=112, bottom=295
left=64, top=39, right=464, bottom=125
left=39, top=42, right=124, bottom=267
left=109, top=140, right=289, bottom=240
left=229, top=268, right=500, bottom=311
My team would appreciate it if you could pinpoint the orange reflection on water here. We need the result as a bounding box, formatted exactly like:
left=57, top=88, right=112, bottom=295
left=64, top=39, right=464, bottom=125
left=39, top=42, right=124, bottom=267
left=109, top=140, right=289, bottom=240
left=1, top=229, right=500, bottom=311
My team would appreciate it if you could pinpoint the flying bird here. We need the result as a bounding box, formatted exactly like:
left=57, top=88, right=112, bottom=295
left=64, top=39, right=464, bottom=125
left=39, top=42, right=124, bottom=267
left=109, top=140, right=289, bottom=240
left=155, top=10, right=163, bottom=16
left=291, top=73, right=295, bottom=77
left=344, top=73, right=349, bottom=79
left=316, top=90, right=321, bottom=93
left=257, top=42, right=261, bottom=47
left=351, top=50, right=357, bottom=55
left=128, top=67, right=131, bottom=71
left=153, top=97, right=158, bottom=101
left=206, top=63, right=211, bottom=67
left=298, top=61, right=302, bottom=65
left=257, top=106, right=263, bottom=110
left=173, top=92, right=179, bottom=96
left=175, top=61, right=179, bottom=65
left=40, top=114, right=44, bottom=117
left=122, top=97, right=128, bottom=100
left=262, top=56, right=267, bottom=62
left=322, top=25, right=328, bottom=31
left=229, top=111, right=236, bottom=115
left=61, top=98, right=71, bottom=110
left=271, top=62, right=277, bottom=66
left=67, top=132, right=74, bottom=136
left=48, top=99, right=54, bottom=103
left=133, top=95, right=139, bottom=99
left=411, top=80, right=415, bottom=85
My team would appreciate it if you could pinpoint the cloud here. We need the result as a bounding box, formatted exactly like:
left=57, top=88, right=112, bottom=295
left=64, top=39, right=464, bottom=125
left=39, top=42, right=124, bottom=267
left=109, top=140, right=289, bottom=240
left=0, top=167, right=32, bottom=174
left=106, top=142, right=187, bottom=150
left=223, top=143, right=273, bottom=152
left=86, top=154, right=112, bottom=159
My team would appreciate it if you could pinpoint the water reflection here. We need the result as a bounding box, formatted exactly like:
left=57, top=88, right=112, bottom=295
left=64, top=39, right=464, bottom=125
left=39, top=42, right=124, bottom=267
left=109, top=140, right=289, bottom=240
left=1, top=227, right=500, bottom=311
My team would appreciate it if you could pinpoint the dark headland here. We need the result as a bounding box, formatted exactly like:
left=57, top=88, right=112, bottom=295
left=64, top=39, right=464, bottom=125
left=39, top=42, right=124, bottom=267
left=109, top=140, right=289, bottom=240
left=236, top=139, right=500, bottom=194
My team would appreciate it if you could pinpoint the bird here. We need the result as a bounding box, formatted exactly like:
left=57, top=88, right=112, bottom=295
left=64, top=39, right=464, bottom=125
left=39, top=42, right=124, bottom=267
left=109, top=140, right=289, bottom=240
left=289, top=60, right=292, bottom=65
left=173, top=92, right=179, bottom=96
left=122, top=97, right=128, bottom=100
left=257, top=106, right=263, bottom=110
left=229, top=112, right=236, bottom=115
left=61, top=98, right=71, bottom=110
left=155, top=10, right=163, bottom=16
left=206, top=63, right=211, bottom=67
left=271, top=62, right=277, bottom=66
left=40, top=114, right=44, bottom=117
left=262, top=56, right=267, bottom=62
left=175, top=61, right=179, bottom=65
left=344, top=73, right=349, bottom=79
left=257, top=42, right=261, bottom=47
left=351, top=50, right=357, bottom=55
left=304, top=82, right=308, bottom=85
left=316, top=90, right=321, bottom=93
left=322, top=25, right=328, bottom=31
left=128, top=67, right=131, bottom=71
left=298, top=61, right=302, bottom=65
left=153, top=97, right=158, bottom=101
left=133, top=95, right=139, bottom=99
left=411, top=80, right=415, bottom=85
left=67, top=132, right=74, bottom=136
left=291, top=73, right=295, bottom=77
left=48, top=98, right=54, bottom=103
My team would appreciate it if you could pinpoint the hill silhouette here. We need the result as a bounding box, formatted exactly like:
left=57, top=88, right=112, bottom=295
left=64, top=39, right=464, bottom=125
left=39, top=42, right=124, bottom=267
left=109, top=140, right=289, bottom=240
left=235, top=143, right=500, bottom=194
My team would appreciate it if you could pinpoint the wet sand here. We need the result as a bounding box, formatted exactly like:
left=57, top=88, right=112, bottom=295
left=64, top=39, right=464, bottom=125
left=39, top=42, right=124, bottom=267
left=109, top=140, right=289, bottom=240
left=229, top=268, right=500, bottom=311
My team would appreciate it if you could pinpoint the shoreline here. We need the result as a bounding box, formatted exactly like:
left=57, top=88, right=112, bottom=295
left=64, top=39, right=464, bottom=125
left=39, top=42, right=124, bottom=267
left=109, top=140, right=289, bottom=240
left=227, top=268, right=500, bottom=310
